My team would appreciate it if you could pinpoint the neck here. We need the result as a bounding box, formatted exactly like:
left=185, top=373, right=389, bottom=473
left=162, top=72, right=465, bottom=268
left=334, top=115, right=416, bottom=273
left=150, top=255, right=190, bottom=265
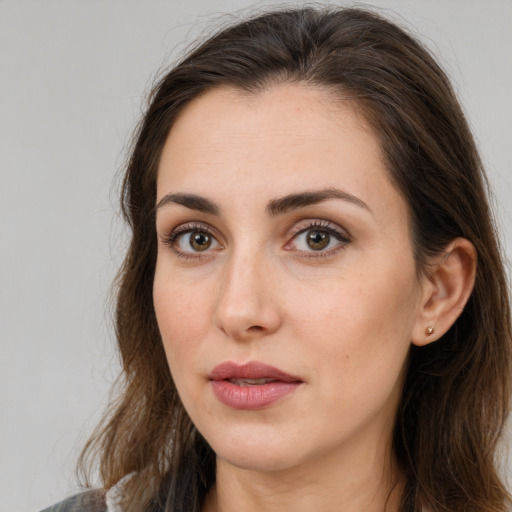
left=202, top=440, right=403, bottom=512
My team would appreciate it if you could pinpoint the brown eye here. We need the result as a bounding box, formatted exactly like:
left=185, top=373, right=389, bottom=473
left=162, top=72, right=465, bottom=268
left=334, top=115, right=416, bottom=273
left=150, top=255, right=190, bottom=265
left=169, top=227, right=220, bottom=255
left=306, top=230, right=330, bottom=250
left=285, top=221, right=351, bottom=256
left=189, top=232, right=212, bottom=251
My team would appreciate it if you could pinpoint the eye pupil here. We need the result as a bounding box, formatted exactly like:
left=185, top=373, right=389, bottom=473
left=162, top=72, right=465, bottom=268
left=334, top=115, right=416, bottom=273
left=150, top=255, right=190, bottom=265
left=190, top=232, right=212, bottom=251
left=307, top=230, right=330, bottom=250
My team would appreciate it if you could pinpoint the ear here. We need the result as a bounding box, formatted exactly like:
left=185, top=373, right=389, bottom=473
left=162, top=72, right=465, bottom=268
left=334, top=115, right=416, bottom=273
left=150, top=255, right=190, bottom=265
left=412, top=237, right=476, bottom=347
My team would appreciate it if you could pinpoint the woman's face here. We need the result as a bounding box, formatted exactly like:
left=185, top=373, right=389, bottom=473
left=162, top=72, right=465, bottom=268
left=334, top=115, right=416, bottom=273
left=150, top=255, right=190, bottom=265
left=153, top=84, right=427, bottom=473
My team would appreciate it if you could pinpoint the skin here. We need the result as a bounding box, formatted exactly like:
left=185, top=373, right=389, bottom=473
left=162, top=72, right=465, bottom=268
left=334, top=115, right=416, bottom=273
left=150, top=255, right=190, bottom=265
left=152, top=84, right=475, bottom=512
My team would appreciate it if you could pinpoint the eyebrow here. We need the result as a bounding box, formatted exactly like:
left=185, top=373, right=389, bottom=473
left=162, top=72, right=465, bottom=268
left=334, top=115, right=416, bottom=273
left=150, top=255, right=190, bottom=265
left=155, top=187, right=370, bottom=216
left=156, top=193, right=220, bottom=215
left=266, top=188, right=370, bottom=216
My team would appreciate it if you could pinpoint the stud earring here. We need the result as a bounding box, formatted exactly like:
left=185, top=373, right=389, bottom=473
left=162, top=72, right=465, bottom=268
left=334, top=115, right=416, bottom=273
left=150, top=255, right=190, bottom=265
left=425, top=326, right=435, bottom=336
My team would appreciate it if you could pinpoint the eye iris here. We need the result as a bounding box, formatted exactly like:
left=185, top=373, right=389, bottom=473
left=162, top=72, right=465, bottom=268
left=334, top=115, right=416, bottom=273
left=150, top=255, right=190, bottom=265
left=307, top=230, right=330, bottom=250
left=190, top=232, right=211, bottom=251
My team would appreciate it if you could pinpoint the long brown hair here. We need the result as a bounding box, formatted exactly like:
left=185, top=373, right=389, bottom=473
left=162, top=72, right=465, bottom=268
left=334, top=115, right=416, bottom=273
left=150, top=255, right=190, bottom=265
left=79, top=7, right=512, bottom=511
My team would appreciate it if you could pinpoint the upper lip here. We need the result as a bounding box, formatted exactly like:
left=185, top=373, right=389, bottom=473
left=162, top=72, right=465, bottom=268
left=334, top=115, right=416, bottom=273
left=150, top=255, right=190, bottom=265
left=209, top=361, right=302, bottom=382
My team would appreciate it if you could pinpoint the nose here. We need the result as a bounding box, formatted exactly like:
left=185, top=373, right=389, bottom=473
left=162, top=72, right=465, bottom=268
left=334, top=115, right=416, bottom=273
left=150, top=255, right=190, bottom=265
left=212, top=249, right=282, bottom=341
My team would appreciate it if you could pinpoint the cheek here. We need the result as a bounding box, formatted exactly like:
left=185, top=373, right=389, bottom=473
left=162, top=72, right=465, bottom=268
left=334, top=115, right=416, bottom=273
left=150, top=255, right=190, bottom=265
left=153, top=270, right=213, bottom=376
left=300, top=275, right=417, bottom=431
left=289, top=264, right=419, bottom=379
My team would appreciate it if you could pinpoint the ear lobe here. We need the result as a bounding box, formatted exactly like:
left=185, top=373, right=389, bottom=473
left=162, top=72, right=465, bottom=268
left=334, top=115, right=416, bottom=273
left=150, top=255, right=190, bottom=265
left=412, top=238, right=476, bottom=347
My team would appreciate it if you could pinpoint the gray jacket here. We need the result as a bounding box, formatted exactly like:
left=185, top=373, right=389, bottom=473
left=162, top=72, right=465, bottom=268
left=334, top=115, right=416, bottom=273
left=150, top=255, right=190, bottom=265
left=40, top=490, right=106, bottom=512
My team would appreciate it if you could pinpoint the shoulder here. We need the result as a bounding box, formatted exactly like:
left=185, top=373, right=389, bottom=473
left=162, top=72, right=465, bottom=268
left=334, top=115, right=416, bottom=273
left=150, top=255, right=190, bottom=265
left=40, top=490, right=107, bottom=512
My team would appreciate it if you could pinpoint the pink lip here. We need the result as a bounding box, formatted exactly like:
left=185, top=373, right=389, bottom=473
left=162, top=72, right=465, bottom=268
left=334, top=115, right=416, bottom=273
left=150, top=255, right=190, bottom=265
left=209, top=361, right=302, bottom=410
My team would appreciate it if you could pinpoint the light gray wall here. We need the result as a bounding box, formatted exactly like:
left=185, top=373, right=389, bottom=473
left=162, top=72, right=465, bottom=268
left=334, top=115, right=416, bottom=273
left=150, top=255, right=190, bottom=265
left=1, top=1, right=510, bottom=510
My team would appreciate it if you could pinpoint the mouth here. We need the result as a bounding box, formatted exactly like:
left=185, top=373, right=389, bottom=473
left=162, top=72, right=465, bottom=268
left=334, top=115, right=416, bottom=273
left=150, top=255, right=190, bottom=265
left=209, top=361, right=301, bottom=382
left=226, top=378, right=278, bottom=386
left=208, top=361, right=303, bottom=410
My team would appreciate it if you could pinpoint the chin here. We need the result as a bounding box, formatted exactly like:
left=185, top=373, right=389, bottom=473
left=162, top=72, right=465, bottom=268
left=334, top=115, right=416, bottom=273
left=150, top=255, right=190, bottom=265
left=206, top=427, right=304, bottom=472
left=216, top=448, right=298, bottom=473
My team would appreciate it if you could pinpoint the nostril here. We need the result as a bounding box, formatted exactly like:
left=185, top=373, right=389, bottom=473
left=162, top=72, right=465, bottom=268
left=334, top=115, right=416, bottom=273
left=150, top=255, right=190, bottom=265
left=248, top=325, right=264, bottom=332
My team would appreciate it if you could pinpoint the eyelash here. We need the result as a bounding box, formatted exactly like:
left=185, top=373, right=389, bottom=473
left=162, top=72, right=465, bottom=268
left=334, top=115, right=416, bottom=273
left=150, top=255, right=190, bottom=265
left=287, top=220, right=352, bottom=259
left=161, top=220, right=352, bottom=260
left=162, top=222, right=219, bottom=261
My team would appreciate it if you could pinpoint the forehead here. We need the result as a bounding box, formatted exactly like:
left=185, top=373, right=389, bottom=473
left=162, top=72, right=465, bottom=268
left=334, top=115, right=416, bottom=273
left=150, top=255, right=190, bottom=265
left=160, top=84, right=375, bottom=161
left=156, top=83, right=402, bottom=221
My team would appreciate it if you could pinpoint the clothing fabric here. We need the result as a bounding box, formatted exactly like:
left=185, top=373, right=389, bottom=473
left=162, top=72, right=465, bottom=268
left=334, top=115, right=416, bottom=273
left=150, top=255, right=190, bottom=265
left=40, top=474, right=131, bottom=512
left=39, top=490, right=107, bottom=512
left=39, top=484, right=125, bottom=512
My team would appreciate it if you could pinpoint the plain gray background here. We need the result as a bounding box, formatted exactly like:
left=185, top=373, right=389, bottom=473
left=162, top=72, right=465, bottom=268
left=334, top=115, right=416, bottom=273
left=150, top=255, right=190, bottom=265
left=1, top=1, right=511, bottom=510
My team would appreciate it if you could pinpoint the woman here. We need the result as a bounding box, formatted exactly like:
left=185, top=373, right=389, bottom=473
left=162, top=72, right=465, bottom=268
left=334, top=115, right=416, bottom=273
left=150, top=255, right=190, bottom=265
left=43, top=6, right=511, bottom=512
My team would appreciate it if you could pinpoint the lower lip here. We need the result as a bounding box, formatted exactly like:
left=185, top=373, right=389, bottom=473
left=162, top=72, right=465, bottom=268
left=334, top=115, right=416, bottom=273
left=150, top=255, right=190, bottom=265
left=211, top=380, right=301, bottom=410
